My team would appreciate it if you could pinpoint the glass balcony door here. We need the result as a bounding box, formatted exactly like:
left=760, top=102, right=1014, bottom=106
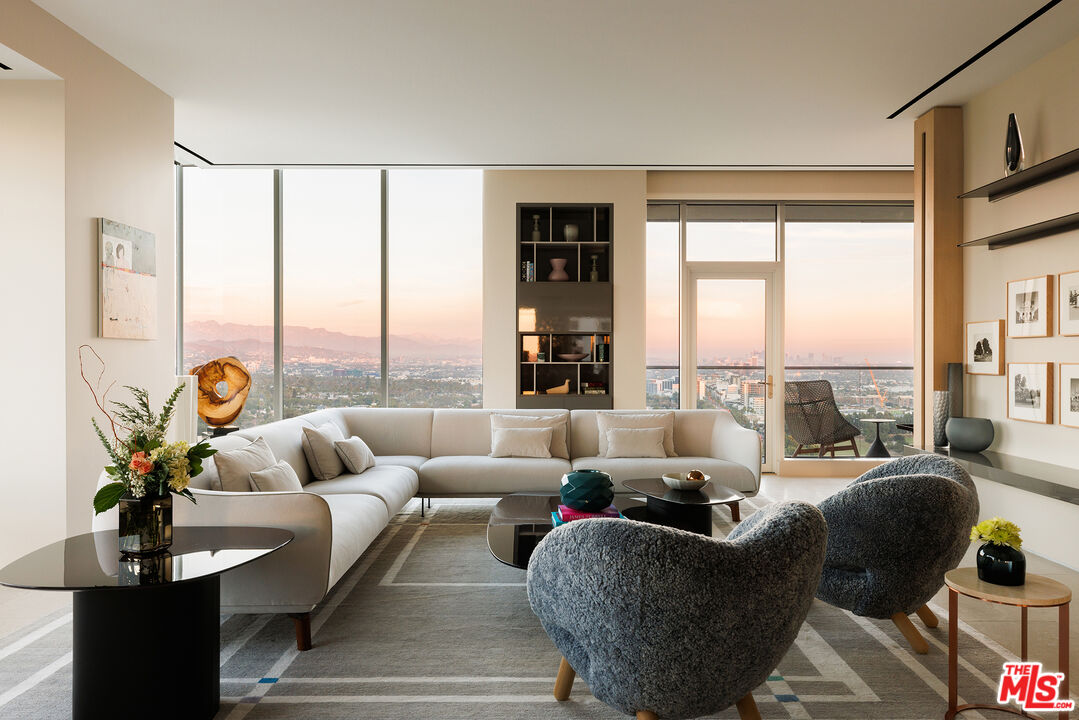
left=685, top=271, right=779, bottom=473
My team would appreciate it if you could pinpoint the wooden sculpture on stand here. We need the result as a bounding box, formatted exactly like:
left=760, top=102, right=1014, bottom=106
left=189, top=356, right=252, bottom=435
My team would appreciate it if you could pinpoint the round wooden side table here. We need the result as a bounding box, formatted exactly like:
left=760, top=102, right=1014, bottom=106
left=944, top=567, right=1071, bottom=720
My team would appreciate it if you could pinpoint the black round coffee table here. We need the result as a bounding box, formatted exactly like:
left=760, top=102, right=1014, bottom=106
left=0, top=526, right=292, bottom=720
left=623, top=478, right=745, bottom=535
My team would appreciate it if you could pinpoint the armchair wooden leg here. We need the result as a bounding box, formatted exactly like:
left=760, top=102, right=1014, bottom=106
left=288, top=612, right=312, bottom=651
left=915, top=604, right=939, bottom=628
left=553, top=657, right=575, bottom=700
left=736, top=693, right=762, bottom=720
left=636, top=712, right=658, bottom=720
left=891, top=611, right=929, bottom=654
left=725, top=501, right=741, bottom=522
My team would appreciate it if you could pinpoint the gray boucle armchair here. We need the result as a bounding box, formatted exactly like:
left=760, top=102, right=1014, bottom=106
left=527, top=502, right=828, bottom=720
left=815, top=454, right=979, bottom=654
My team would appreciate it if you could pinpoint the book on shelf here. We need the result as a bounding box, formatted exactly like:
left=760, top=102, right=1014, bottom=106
left=520, top=260, right=535, bottom=282
left=557, top=504, right=621, bottom=521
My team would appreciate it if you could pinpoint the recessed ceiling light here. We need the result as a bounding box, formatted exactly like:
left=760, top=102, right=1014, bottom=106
left=0, top=61, right=12, bottom=71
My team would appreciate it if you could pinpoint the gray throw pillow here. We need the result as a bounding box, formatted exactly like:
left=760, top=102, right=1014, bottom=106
left=249, top=460, right=303, bottom=492
left=301, top=422, right=347, bottom=481
left=214, top=436, right=276, bottom=493
left=334, top=436, right=376, bottom=474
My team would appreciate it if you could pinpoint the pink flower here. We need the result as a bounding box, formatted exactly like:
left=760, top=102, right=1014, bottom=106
left=129, top=452, right=153, bottom=475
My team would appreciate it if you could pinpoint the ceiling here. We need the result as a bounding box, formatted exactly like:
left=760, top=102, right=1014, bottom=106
left=28, top=0, right=1079, bottom=167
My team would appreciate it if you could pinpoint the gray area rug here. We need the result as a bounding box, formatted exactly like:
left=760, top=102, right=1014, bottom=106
left=0, top=498, right=1026, bottom=719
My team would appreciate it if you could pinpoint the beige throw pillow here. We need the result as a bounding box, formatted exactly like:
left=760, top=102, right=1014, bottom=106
left=490, top=413, right=569, bottom=459
left=490, top=427, right=554, bottom=458
left=597, top=412, right=676, bottom=457
left=214, top=436, right=276, bottom=493
left=334, top=436, right=376, bottom=474
left=301, top=423, right=347, bottom=481
left=249, top=460, right=303, bottom=492
left=605, top=427, right=666, bottom=458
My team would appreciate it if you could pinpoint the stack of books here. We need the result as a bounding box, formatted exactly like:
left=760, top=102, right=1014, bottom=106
left=551, top=504, right=623, bottom=528
left=520, top=260, right=536, bottom=282
left=581, top=382, right=607, bottom=395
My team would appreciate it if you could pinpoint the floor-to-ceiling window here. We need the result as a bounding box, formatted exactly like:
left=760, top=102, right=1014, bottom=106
left=180, top=167, right=483, bottom=428
left=645, top=204, right=680, bottom=409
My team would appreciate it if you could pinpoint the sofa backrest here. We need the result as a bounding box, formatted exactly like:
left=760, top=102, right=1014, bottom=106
left=569, top=409, right=724, bottom=458
left=430, top=408, right=568, bottom=457
left=335, top=407, right=433, bottom=457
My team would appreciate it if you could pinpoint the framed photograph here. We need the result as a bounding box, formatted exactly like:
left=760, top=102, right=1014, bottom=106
left=1007, top=362, right=1053, bottom=424
left=1058, top=270, right=1079, bottom=336
left=1007, top=275, right=1053, bottom=338
left=99, top=218, right=157, bottom=340
left=965, top=320, right=1004, bottom=375
left=1060, top=364, right=1079, bottom=429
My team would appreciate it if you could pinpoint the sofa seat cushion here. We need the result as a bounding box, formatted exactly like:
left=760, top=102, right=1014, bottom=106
left=305, top=465, right=419, bottom=516
left=321, top=493, right=390, bottom=589
left=419, top=456, right=571, bottom=495
left=375, top=455, right=427, bottom=474
left=571, top=456, right=757, bottom=493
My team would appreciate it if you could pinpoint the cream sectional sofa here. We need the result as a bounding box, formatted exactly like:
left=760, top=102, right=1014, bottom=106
left=170, top=407, right=760, bottom=649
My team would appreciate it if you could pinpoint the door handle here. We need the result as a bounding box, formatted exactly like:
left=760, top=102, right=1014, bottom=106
left=756, top=375, right=774, bottom=399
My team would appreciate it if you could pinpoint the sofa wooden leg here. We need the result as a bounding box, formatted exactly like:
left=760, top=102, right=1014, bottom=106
left=726, top=501, right=741, bottom=522
left=553, top=657, right=575, bottom=700
left=891, top=611, right=929, bottom=654
left=636, top=712, right=659, bottom=720
left=915, top=604, right=939, bottom=628
left=736, top=693, right=761, bottom=720
left=289, top=612, right=312, bottom=651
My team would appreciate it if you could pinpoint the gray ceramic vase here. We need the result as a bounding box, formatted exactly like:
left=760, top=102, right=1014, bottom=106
left=933, top=390, right=950, bottom=448
left=945, top=417, right=994, bottom=453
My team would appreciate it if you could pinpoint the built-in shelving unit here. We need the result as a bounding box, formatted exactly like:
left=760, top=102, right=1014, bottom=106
left=517, top=204, right=613, bottom=409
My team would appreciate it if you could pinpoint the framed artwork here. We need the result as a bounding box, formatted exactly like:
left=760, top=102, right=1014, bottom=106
left=965, top=320, right=1004, bottom=375
left=1006, top=275, right=1053, bottom=338
left=99, top=218, right=157, bottom=340
left=1007, top=362, right=1053, bottom=424
left=1060, top=364, right=1079, bottom=429
left=1058, top=270, right=1079, bottom=336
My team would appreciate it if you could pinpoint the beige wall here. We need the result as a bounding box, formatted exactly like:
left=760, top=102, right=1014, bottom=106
left=962, top=35, right=1079, bottom=569
left=0, top=80, right=66, bottom=567
left=647, top=170, right=912, bottom=200
left=482, top=171, right=647, bottom=408
left=1, top=1, right=176, bottom=536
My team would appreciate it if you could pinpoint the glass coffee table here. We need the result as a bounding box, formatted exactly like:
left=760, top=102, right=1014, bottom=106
left=623, top=478, right=745, bottom=534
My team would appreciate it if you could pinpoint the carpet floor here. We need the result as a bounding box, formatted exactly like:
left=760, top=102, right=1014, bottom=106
left=0, top=498, right=1029, bottom=719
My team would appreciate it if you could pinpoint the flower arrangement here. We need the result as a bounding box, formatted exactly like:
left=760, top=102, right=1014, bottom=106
left=970, top=517, right=1022, bottom=550
left=79, top=345, right=216, bottom=514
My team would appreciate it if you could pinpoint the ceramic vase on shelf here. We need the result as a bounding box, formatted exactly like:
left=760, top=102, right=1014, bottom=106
left=589, top=254, right=599, bottom=282
left=548, top=258, right=570, bottom=281
left=977, top=542, right=1026, bottom=586
left=1004, top=113, right=1024, bottom=176
left=932, top=390, right=950, bottom=448
left=945, top=417, right=994, bottom=453
left=118, top=491, right=173, bottom=557
left=563, top=224, right=579, bottom=242
left=531, top=214, right=542, bottom=242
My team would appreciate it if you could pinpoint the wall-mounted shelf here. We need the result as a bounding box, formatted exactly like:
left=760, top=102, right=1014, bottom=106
left=958, top=210, right=1079, bottom=250
left=959, top=147, right=1079, bottom=202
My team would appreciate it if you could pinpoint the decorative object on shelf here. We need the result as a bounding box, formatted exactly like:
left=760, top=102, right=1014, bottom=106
left=589, top=254, right=599, bottom=282
left=547, top=258, right=569, bottom=281
left=1059, top=269, right=1079, bottom=336
left=965, top=320, right=1004, bottom=375
left=559, top=469, right=614, bottom=512
left=78, top=345, right=216, bottom=556
left=1007, top=275, right=1053, bottom=338
left=531, top=214, right=542, bottom=242
left=1004, top=113, right=1024, bottom=176
left=582, top=382, right=607, bottom=395
left=662, top=470, right=709, bottom=491
left=1059, top=363, right=1079, bottom=429
left=971, top=517, right=1025, bottom=585
left=1007, top=362, right=1053, bottom=424
left=521, top=260, right=535, bottom=282
left=556, top=353, right=588, bottom=361
left=537, top=351, right=546, bottom=362
left=933, top=390, right=950, bottom=447
left=98, top=218, right=158, bottom=340
left=190, top=356, right=253, bottom=427
left=595, top=336, right=610, bottom=362
left=945, top=417, right=995, bottom=453
left=545, top=379, right=571, bottom=394
left=947, top=362, right=963, bottom=418
left=563, top=223, right=578, bottom=242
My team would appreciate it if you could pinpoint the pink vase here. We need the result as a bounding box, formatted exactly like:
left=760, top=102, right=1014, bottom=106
left=548, top=258, right=570, bottom=281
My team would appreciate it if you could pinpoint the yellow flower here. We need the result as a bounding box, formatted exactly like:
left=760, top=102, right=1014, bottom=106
left=970, top=517, right=1022, bottom=549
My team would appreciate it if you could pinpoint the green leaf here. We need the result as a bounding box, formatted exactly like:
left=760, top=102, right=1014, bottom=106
left=104, top=465, right=117, bottom=475
left=93, top=482, right=127, bottom=515
left=180, top=488, right=197, bottom=504
left=189, top=443, right=216, bottom=459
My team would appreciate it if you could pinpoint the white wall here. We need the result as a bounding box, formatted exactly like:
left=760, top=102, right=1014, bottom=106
left=482, top=171, right=647, bottom=409
left=1, top=1, right=176, bottom=537
left=0, top=80, right=66, bottom=567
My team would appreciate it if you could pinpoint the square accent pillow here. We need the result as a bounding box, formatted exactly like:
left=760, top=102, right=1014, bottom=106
left=214, top=436, right=276, bottom=493
left=597, top=412, right=676, bottom=457
left=490, top=413, right=569, bottom=459
left=301, top=422, right=347, bottom=481
left=605, top=427, right=666, bottom=458
left=334, top=436, right=376, bottom=474
left=249, top=460, right=303, bottom=492
left=490, top=427, right=554, bottom=458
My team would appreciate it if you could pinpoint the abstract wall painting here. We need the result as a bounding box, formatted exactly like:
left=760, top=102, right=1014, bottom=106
left=99, top=218, right=157, bottom=340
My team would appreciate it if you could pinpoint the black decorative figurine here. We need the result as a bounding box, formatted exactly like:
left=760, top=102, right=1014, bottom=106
left=1005, top=113, right=1024, bottom=176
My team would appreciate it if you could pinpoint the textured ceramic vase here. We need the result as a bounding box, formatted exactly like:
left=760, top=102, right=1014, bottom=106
left=945, top=417, right=994, bottom=453
left=977, top=542, right=1025, bottom=586
left=933, top=390, right=950, bottom=448
left=548, top=258, right=569, bottom=281
left=560, top=469, right=614, bottom=512
left=1005, top=113, right=1024, bottom=176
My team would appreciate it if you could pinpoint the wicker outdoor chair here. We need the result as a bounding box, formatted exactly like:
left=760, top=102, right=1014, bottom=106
left=785, top=380, right=861, bottom=457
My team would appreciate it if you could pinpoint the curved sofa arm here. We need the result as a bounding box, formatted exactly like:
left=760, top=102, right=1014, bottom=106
left=175, top=488, right=334, bottom=613
left=710, top=411, right=761, bottom=492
